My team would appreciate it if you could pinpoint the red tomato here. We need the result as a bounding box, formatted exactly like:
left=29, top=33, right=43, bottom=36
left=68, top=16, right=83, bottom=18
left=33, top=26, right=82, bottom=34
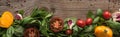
left=103, top=11, right=111, bottom=19
left=65, top=29, right=73, bottom=35
left=76, top=19, right=86, bottom=28
left=86, top=18, right=93, bottom=25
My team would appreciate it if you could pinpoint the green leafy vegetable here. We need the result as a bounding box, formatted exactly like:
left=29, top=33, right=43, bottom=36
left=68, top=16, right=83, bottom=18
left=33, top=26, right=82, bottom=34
left=21, top=16, right=34, bottom=25
left=93, top=17, right=100, bottom=23
left=6, top=26, right=14, bottom=37
left=17, top=10, right=24, bottom=15
left=13, top=25, right=24, bottom=37
left=83, top=25, right=95, bottom=32
left=87, top=10, right=95, bottom=19
left=96, top=9, right=103, bottom=17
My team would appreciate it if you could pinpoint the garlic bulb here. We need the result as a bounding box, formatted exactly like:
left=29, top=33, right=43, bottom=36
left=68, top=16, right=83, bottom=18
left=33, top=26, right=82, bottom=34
left=67, top=19, right=74, bottom=29
left=15, top=13, right=23, bottom=20
left=112, top=9, right=120, bottom=22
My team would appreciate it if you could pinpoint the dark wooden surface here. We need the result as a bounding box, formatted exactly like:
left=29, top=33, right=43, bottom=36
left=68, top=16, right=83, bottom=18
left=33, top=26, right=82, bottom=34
left=0, top=0, right=120, bottom=20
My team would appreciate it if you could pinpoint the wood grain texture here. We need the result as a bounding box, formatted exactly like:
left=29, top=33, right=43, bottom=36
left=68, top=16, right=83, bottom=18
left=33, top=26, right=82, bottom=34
left=0, top=0, right=119, bottom=20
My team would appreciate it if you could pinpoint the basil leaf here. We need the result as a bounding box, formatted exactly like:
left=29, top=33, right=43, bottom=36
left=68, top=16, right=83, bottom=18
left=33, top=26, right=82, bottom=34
left=96, top=9, right=103, bottom=17
left=73, top=25, right=78, bottom=32
left=45, top=13, right=53, bottom=19
left=2, top=34, right=7, bottom=37
left=21, top=16, right=34, bottom=25
left=17, top=10, right=24, bottom=15
left=83, top=25, right=94, bottom=32
left=6, top=26, right=15, bottom=37
left=79, top=33, right=95, bottom=37
left=13, top=25, right=24, bottom=37
left=93, top=17, right=100, bottom=23
left=31, top=8, right=39, bottom=17
left=87, top=10, right=95, bottom=19
left=106, top=20, right=120, bottom=30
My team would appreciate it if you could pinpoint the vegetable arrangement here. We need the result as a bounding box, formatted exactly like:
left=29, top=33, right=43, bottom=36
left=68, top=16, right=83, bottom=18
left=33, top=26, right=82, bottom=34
left=0, top=8, right=120, bottom=37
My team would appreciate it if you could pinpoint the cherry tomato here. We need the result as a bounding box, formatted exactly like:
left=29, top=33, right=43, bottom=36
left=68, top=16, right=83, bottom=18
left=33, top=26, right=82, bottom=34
left=76, top=19, right=86, bottom=28
left=103, top=11, right=111, bottom=19
left=65, top=29, right=73, bottom=35
left=86, top=18, right=93, bottom=25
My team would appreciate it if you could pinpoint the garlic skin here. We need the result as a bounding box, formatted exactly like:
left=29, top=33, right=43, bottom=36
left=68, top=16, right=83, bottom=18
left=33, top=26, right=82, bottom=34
left=69, top=23, right=74, bottom=29
left=15, top=13, right=23, bottom=20
left=112, top=11, right=120, bottom=22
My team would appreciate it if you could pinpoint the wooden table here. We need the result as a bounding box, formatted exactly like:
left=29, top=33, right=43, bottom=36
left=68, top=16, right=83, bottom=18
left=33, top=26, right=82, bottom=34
left=0, top=0, right=120, bottom=20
